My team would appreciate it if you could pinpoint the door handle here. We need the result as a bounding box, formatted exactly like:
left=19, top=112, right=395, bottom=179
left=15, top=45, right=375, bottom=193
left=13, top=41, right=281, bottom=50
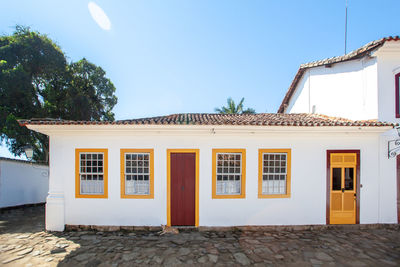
left=341, top=188, right=345, bottom=193
left=181, top=186, right=184, bottom=191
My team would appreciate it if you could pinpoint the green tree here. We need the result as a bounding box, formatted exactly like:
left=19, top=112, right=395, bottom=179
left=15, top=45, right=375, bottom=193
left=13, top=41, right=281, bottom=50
left=215, top=97, right=255, bottom=114
left=65, top=58, right=117, bottom=121
left=0, top=26, right=117, bottom=162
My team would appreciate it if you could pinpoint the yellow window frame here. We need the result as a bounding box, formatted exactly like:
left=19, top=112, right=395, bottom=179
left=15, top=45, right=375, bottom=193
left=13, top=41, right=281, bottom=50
left=120, top=149, right=154, bottom=199
left=212, top=149, right=246, bottom=199
left=75, top=148, right=108, bottom=199
left=258, top=149, right=291, bottom=199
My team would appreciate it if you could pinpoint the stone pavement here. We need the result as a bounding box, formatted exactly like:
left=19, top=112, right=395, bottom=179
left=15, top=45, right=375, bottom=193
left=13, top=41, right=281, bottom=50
left=0, top=206, right=400, bottom=266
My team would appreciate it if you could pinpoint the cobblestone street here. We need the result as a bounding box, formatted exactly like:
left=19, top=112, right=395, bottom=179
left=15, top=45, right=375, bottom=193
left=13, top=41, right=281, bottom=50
left=0, top=205, right=399, bottom=266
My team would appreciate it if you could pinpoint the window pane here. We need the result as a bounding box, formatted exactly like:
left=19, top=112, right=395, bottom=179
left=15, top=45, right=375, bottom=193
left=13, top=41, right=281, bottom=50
left=216, top=153, right=242, bottom=195
left=79, top=152, right=105, bottom=194
left=124, top=152, right=151, bottom=196
left=262, top=152, right=288, bottom=195
left=332, top=168, right=341, bottom=190
left=344, top=168, right=354, bottom=190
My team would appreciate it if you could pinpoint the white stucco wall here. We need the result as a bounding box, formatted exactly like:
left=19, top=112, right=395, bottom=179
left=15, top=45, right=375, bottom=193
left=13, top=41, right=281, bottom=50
left=286, top=58, right=378, bottom=121
left=286, top=41, right=400, bottom=125
left=41, top=126, right=397, bottom=229
left=286, top=72, right=310, bottom=113
left=0, top=159, right=49, bottom=208
left=376, top=42, right=400, bottom=123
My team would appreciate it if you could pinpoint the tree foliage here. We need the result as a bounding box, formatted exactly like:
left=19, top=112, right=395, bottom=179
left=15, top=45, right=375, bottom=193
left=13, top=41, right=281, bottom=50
left=0, top=26, right=117, bottom=162
left=215, top=97, right=255, bottom=114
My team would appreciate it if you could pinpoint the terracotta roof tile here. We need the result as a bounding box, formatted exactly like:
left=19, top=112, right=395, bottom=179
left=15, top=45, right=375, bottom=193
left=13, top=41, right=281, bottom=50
left=18, top=113, right=395, bottom=127
left=278, top=36, right=400, bottom=113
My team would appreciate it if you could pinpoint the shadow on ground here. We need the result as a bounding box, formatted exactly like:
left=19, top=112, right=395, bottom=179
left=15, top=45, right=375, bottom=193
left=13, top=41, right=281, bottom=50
left=1, top=205, right=400, bottom=266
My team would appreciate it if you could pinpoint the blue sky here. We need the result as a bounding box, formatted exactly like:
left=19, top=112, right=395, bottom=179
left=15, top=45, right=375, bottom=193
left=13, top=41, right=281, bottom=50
left=1, top=0, right=399, bottom=158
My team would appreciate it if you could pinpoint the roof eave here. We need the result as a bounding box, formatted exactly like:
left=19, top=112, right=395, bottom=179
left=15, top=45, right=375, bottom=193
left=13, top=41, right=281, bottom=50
left=24, top=123, right=393, bottom=136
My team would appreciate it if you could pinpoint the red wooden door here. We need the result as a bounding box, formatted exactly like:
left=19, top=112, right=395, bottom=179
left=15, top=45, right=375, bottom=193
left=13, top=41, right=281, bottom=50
left=170, top=153, right=195, bottom=226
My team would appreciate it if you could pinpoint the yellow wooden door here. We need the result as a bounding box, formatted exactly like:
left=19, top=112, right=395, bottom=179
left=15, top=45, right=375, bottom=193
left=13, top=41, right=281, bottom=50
left=330, top=153, right=357, bottom=224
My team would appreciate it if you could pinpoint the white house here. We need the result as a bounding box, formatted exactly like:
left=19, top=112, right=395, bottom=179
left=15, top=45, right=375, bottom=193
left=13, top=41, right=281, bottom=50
left=278, top=36, right=400, bottom=123
left=20, top=113, right=396, bottom=231
left=278, top=36, right=400, bottom=225
left=0, top=157, right=49, bottom=209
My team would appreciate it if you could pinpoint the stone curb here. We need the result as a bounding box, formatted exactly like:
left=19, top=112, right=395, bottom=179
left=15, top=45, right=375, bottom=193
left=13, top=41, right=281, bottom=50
left=63, top=223, right=400, bottom=232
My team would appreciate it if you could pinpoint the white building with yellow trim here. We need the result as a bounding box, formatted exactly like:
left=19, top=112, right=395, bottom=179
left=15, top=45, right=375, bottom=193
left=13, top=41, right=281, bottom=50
left=20, top=113, right=397, bottom=231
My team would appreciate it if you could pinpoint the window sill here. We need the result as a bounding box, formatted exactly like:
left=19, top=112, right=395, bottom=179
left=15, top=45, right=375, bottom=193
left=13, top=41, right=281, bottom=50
left=212, top=194, right=245, bottom=199
left=121, top=194, right=154, bottom=199
left=258, top=194, right=290, bottom=199
left=76, top=194, right=108, bottom=199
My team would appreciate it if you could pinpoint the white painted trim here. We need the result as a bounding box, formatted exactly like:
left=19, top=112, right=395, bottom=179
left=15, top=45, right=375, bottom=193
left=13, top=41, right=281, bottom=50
left=25, top=124, right=392, bottom=136
left=392, top=65, right=400, bottom=75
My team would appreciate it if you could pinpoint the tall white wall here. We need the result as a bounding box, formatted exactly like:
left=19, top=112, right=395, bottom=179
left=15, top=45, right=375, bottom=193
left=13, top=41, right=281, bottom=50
left=46, top=129, right=397, bottom=228
left=0, top=159, right=49, bottom=208
left=286, top=58, right=378, bottom=121
left=376, top=42, right=400, bottom=123
left=286, top=72, right=310, bottom=113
